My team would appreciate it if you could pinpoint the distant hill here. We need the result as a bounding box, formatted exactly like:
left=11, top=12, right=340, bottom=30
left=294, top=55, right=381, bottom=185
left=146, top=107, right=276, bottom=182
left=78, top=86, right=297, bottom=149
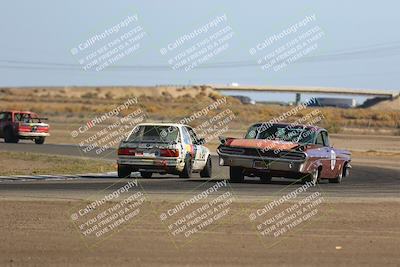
left=360, top=96, right=400, bottom=110
left=0, top=85, right=217, bottom=100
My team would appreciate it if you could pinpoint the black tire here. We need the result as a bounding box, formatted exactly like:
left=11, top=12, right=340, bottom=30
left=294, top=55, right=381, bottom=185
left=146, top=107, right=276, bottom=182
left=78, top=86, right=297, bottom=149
left=329, top=164, right=345, bottom=184
left=302, top=168, right=319, bottom=185
left=200, top=156, right=212, bottom=178
left=179, top=154, right=193, bottom=178
left=35, top=137, right=45, bottom=144
left=4, top=128, right=18, bottom=143
left=118, top=165, right=131, bottom=178
left=259, top=173, right=272, bottom=183
left=229, top=166, right=244, bottom=183
left=140, top=171, right=153, bottom=178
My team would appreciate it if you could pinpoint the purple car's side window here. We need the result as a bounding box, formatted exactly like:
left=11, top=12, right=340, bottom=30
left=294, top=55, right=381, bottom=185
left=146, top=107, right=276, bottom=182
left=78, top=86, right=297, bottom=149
left=315, top=132, right=324, bottom=146
left=322, top=131, right=330, bottom=147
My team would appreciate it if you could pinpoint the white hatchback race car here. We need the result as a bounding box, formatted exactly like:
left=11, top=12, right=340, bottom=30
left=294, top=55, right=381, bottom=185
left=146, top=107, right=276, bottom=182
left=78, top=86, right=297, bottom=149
left=117, top=123, right=212, bottom=178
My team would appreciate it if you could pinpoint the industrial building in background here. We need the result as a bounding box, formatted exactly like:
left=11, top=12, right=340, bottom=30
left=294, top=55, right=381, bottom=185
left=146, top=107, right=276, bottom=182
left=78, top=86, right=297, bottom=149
left=310, top=97, right=357, bottom=108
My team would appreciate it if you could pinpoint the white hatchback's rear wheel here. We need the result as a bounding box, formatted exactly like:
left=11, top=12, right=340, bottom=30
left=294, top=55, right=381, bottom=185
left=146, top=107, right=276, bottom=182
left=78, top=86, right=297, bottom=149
left=179, top=155, right=192, bottom=178
left=118, top=165, right=131, bottom=178
left=200, top=156, right=212, bottom=178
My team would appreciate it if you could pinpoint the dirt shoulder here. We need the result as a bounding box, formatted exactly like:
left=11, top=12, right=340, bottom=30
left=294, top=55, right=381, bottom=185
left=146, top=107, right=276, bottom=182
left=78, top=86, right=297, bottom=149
left=0, top=199, right=399, bottom=266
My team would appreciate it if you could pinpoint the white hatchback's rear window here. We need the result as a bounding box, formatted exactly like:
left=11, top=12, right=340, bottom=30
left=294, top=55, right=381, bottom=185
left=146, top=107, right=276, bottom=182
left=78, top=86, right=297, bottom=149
left=127, top=125, right=179, bottom=143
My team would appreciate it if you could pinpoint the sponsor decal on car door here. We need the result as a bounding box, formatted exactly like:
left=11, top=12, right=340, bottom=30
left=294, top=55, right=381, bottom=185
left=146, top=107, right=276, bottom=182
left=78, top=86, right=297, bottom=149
left=189, top=127, right=206, bottom=169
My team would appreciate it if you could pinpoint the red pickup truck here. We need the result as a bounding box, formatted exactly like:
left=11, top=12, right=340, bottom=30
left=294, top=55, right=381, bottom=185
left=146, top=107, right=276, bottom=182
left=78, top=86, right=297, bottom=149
left=0, top=110, right=50, bottom=144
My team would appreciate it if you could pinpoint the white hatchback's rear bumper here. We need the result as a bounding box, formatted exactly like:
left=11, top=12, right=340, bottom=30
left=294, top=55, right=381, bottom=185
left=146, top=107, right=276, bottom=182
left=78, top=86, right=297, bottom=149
left=117, top=156, right=185, bottom=172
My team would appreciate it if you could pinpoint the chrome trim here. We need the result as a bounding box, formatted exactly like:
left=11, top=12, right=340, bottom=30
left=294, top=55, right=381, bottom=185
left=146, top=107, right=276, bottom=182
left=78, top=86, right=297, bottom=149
left=278, top=151, right=307, bottom=160
left=218, top=154, right=307, bottom=173
left=218, top=146, right=245, bottom=154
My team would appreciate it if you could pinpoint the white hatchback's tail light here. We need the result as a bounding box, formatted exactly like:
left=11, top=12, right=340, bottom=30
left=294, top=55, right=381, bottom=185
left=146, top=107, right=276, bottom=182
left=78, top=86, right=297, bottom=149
left=118, top=148, right=136, bottom=155
left=159, top=149, right=179, bottom=157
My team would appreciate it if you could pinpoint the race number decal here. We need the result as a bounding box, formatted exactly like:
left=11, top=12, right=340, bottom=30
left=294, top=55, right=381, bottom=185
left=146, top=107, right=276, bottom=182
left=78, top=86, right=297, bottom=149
left=330, top=150, right=336, bottom=170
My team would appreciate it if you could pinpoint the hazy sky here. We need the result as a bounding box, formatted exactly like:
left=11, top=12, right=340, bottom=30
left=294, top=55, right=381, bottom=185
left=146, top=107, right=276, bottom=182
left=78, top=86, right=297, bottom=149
left=1, top=0, right=399, bottom=91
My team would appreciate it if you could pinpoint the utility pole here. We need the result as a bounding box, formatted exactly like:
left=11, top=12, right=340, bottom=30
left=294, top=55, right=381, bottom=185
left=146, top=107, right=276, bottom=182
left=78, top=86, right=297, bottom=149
left=295, top=93, right=301, bottom=105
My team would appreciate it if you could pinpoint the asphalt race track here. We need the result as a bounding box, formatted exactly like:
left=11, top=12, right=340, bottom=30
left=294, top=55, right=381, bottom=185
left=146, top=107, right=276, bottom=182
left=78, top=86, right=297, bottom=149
left=0, top=142, right=399, bottom=199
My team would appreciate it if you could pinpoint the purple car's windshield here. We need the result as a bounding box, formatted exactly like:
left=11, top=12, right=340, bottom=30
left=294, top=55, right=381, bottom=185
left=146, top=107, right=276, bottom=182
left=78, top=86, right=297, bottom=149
left=245, top=124, right=316, bottom=144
